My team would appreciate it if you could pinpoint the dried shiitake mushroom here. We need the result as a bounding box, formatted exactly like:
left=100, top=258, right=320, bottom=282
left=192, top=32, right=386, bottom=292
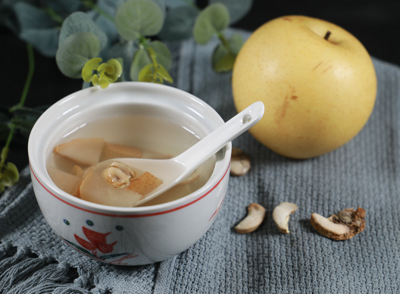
left=230, top=148, right=251, bottom=176
left=234, top=203, right=266, bottom=234
left=310, top=207, right=366, bottom=241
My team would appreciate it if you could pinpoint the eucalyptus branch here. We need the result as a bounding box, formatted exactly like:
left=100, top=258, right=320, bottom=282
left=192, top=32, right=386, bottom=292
left=0, top=43, right=33, bottom=191
left=2, top=43, right=34, bottom=157
left=217, top=31, right=233, bottom=55
left=137, top=36, right=173, bottom=84
left=0, top=126, right=14, bottom=169
left=138, top=36, right=150, bottom=50
left=10, top=44, right=34, bottom=112
left=182, top=0, right=200, bottom=10
left=44, top=6, right=64, bottom=25
left=83, top=0, right=115, bottom=22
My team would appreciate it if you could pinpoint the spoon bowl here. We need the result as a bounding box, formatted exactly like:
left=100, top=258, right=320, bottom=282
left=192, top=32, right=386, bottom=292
left=117, top=101, right=265, bottom=205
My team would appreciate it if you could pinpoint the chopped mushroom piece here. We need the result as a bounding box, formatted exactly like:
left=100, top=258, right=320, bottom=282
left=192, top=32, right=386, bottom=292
left=310, top=207, right=366, bottom=241
left=234, top=203, right=266, bottom=234
left=272, top=202, right=298, bottom=234
left=230, top=148, right=251, bottom=176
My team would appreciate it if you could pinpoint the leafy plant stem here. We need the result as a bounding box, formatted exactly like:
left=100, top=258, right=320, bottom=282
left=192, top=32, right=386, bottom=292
left=138, top=35, right=149, bottom=50
left=1, top=43, right=34, bottom=170
left=18, top=44, right=34, bottom=110
left=0, top=125, right=15, bottom=168
left=83, top=0, right=115, bottom=22
left=217, top=31, right=232, bottom=54
left=181, top=0, right=200, bottom=10
left=44, top=6, right=64, bottom=24
left=138, top=36, right=156, bottom=81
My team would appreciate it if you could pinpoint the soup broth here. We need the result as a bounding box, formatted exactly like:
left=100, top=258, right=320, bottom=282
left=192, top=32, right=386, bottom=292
left=46, top=115, right=216, bottom=207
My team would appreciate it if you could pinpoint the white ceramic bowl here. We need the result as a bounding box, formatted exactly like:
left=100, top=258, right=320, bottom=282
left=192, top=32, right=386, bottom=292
left=28, top=82, right=231, bottom=266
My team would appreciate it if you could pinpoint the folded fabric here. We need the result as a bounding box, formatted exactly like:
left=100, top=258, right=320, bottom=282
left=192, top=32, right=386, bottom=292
left=1, top=30, right=400, bottom=293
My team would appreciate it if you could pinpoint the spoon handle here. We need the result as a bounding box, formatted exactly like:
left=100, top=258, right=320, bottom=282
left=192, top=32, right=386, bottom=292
left=175, top=101, right=265, bottom=170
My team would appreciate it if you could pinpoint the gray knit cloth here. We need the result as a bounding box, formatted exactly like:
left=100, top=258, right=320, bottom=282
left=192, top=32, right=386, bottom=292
left=1, top=30, right=400, bottom=293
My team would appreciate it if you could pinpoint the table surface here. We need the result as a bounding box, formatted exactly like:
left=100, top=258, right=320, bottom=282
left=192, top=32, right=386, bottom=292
left=1, top=0, right=400, bottom=171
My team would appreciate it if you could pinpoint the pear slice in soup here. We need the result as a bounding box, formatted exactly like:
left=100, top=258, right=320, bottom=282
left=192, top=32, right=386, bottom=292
left=71, top=165, right=84, bottom=177
left=47, top=165, right=82, bottom=196
left=100, top=142, right=143, bottom=161
left=79, top=161, right=143, bottom=207
left=54, top=138, right=105, bottom=166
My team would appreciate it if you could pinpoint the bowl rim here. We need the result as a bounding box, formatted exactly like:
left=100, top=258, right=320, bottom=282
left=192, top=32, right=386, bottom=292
left=28, top=82, right=231, bottom=215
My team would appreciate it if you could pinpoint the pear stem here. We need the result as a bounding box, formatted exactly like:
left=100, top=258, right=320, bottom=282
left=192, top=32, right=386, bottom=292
left=324, top=31, right=331, bottom=40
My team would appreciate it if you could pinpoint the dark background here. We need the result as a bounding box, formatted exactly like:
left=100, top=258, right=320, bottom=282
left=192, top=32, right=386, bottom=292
left=1, top=0, right=400, bottom=172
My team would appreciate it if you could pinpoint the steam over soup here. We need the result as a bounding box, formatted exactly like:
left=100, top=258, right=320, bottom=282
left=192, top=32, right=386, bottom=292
left=46, top=115, right=216, bottom=207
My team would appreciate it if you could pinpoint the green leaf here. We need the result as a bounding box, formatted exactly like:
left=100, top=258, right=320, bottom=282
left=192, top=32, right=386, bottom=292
left=157, top=65, right=173, bottom=83
left=138, top=63, right=154, bottom=81
left=165, top=0, right=195, bottom=8
left=212, top=49, right=235, bottom=72
left=149, top=41, right=172, bottom=71
left=212, top=33, right=243, bottom=73
left=12, top=2, right=60, bottom=57
left=2, top=162, right=19, bottom=186
left=209, top=0, right=252, bottom=24
left=115, top=0, right=164, bottom=41
left=85, top=0, right=120, bottom=47
left=56, top=32, right=101, bottom=79
left=94, top=0, right=125, bottom=15
left=227, top=33, right=244, bottom=55
left=115, top=57, right=124, bottom=82
left=59, top=12, right=108, bottom=50
left=1, top=147, right=8, bottom=164
left=11, top=118, right=35, bottom=131
left=93, top=16, right=119, bottom=50
left=107, top=41, right=137, bottom=81
left=0, top=182, right=5, bottom=193
left=20, top=28, right=59, bottom=58
left=193, top=3, right=230, bottom=45
left=150, top=0, right=166, bottom=17
left=13, top=2, right=56, bottom=30
left=130, top=48, right=149, bottom=81
left=10, top=117, right=36, bottom=139
left=0, top=174, right=13, bottom=187
left=130, top=41, right=172, bottom=81
left=12, top=107, right=44, bottom=126
left=158, top=5, right=199, bottom=41
left=48, top=0, right=82, bottom=16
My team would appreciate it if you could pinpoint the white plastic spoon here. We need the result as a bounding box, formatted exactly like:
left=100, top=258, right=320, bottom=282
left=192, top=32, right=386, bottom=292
left=118, top=101, right=265, bottom=206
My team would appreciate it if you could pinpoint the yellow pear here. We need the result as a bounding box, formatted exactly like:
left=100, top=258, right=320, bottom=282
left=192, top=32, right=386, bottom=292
left=232, top=15, right=377, bottom=158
